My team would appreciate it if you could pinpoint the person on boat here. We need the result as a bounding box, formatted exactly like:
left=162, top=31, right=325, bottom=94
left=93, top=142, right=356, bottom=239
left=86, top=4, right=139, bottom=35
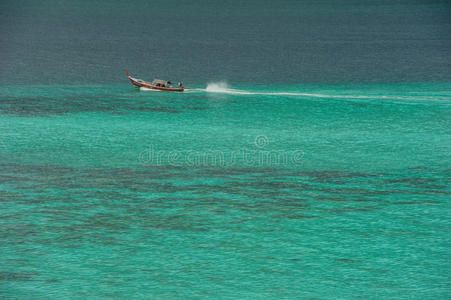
left=178, top=82, right=183, bottom=88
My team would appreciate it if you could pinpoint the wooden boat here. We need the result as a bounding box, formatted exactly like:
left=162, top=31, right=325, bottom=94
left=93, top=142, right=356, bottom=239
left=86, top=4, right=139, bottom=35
left=126, top=70, right=185, bottom=92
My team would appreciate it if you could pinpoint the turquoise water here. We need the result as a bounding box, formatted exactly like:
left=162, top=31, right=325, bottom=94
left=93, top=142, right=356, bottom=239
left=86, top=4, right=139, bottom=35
left=1, top=83, right=450, bottom=298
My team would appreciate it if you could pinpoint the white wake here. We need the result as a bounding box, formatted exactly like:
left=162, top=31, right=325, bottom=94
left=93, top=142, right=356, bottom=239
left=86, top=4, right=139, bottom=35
left=200, top=82, right=447, bottom=101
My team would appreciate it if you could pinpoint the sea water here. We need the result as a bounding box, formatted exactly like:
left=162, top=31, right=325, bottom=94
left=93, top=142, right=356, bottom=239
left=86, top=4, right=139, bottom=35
left=0, top=83, right=450, bottom=298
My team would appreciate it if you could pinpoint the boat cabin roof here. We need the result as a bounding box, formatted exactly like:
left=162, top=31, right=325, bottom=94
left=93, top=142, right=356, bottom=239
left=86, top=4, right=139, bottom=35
left=152, top=79, right=169, bottom=85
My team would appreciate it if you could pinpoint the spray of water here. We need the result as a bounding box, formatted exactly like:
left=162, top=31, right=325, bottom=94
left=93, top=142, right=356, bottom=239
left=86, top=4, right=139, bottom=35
left=205, top=81, right=229, bottom=93
left=205, top=82, right=253, bottom=94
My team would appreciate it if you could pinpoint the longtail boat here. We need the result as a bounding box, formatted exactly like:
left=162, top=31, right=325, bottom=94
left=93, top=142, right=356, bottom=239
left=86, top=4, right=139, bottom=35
left=126, top=70, right=185, bottom=92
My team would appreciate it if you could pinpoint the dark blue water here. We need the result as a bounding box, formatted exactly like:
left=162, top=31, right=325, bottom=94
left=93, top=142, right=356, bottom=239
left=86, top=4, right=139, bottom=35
left=1, top=0, right=450, bottom=85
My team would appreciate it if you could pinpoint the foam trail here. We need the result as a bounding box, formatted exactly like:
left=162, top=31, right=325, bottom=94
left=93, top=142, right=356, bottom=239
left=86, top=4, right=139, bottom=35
left=204, top=82, right=362, bottom=98
left=201, top=82, right=449, bottom=101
